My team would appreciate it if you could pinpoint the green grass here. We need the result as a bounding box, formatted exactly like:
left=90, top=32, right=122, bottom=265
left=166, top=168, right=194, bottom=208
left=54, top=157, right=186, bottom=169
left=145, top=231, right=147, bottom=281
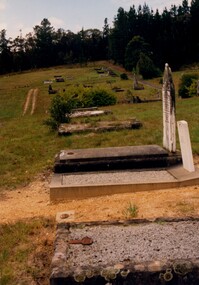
left=0, top=218, right=54, bottom=285
left=123, top=202, right=139, bottom=218
left=0, top=61, right=199, bottom=189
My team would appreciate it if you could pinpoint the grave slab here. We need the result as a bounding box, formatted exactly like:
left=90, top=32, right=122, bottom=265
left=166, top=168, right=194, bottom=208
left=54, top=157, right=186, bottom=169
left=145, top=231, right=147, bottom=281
left=54, top=145, right=181, bottom=173
left=50, top=219, right=199, bottom=285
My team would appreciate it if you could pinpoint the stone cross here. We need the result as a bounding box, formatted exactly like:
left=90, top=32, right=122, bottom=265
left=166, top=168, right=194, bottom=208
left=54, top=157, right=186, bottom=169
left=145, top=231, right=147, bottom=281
left=162, top=63, right=176, bottom=152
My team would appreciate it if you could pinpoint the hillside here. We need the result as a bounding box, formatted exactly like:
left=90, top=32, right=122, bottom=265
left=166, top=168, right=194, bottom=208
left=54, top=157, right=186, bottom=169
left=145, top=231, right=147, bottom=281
left=0, top=61, right=199, bottom=285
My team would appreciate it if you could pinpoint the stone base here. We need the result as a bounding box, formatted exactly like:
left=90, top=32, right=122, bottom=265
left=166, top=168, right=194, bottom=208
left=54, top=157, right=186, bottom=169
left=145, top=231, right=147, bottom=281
left=54, top=145, right=181, bottom=173
left=50, top=165, right=199, bottom=202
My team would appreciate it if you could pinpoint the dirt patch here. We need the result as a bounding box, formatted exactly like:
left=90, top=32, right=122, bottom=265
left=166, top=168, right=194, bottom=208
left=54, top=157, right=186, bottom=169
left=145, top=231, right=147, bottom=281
left=1, top=161, right=199, bottom=224
left=23, top=88, right=38, bottom=115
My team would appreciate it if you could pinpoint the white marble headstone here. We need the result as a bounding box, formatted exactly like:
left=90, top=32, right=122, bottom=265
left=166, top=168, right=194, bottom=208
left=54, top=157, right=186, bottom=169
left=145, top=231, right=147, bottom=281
left=177, top=120, right=195, bottom=172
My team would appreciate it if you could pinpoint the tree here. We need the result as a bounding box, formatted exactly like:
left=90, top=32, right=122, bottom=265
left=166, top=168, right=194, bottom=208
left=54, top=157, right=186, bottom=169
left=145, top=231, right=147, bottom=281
left=102, top=18, right=110, bottom=59
left=124, top=36, right=151, bottom=71
left=0, top=29, right=13, bottom=74
left=190, top=0, right=199, bottom=62
left=12, top=31, right=27, bottom=71
left=136, top=53, right=161, bottom=79
left=109, top=7, right=129, bottom=65
left=33, top=18, right=55, bottom=67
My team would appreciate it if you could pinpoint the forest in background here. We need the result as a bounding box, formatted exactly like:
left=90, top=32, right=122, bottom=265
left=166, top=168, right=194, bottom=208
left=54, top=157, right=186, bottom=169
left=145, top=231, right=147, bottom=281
left=0, top=0, right=199, bottom=75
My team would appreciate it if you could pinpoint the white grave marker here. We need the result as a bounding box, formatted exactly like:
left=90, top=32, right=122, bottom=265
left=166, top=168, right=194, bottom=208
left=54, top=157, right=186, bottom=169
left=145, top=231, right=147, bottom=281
left=162, top=63, right=176, bottom=152
left=177, top=120, right=195, bottom=172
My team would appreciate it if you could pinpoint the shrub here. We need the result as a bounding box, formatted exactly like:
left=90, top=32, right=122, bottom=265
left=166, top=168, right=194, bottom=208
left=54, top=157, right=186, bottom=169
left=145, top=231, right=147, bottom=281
left=178, top=73, right=198, bottom=98
left=46, top=88, right=116, bottom=129
left=188, top=80, right=198, bottom=97
left=49, top=95, right=75, bottom=124
left=120, top=73, right=128, bottom=80
left=136, top=53, right=161, bottom=79
left=82, top=89, right=117, bottom=107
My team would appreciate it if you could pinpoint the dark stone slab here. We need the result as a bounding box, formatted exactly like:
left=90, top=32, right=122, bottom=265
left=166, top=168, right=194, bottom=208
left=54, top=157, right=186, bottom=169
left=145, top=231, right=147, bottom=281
left=54, top=145, right=181, bottom=173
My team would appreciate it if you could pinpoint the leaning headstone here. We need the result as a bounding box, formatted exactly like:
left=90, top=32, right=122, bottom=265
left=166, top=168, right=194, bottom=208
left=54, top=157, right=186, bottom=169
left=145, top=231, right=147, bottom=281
left=162, top=63, right=176, bottom=152
left=133, top=73, right=144, bottom=90
left=197, top=80, right=199, bottom=96
left=177, top=120, right=195, bottom=172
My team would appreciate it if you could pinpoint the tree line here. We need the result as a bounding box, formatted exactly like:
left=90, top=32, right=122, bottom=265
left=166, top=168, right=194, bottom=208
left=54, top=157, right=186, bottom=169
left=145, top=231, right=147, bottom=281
left=0, top=0, right=199, bottom=76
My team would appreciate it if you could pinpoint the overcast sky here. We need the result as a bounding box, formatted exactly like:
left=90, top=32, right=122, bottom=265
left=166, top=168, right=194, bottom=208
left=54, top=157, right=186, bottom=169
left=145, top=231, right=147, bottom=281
left=0, top=0, right=183, bottom=39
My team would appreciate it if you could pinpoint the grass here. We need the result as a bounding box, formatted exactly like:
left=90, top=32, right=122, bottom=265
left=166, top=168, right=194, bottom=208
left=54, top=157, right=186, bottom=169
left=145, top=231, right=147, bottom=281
left=0, top=218, right=55, bottom=285
left=123, top=202, right=139, bottom=218
left=176, top=201, right=196, bottom=215
left=0, top=61, right=199, bottom=189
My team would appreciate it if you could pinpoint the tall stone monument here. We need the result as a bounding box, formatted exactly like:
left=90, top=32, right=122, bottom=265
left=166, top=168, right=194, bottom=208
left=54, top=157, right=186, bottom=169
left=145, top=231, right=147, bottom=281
left=162, top=63, right=176, bottom=152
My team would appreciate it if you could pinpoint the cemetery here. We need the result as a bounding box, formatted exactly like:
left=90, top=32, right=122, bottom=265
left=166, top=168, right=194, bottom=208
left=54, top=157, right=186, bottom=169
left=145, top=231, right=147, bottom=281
left=0, top=62, right=199, bottom=285
left=1, top=0, right=199, bottom=282
left=49, top=64, right=199, bottom=284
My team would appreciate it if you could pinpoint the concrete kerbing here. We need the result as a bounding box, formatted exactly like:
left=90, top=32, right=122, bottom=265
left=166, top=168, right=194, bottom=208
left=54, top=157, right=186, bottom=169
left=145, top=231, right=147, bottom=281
left=50, top=219, right=199, bottom=284
left=50, top=165, right=199, bottom=202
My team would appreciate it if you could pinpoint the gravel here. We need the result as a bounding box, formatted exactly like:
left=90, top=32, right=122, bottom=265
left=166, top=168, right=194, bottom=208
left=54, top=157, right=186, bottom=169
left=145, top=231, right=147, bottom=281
left=67, top=221, right=199, bottom=269
left=62, top=170, right=176, bottom=186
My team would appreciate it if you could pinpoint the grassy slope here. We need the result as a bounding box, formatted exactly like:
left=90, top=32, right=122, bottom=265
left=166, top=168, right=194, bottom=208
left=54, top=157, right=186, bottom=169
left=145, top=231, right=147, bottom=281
left=0, top=62, right=199, bottom=189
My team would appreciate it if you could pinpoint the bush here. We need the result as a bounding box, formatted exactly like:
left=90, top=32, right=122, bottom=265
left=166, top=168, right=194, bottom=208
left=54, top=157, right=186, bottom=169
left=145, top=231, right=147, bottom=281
left=178, top=73, right=198, bottom=98
left=49, top=95, right=75, bottom=124
left=136, top=53, right=161, bottom=79
left=188, top=80, right=198, bottom=97
left=46, top=89, right=116, bottom=130
left=120, top=73, right=128, bottom=80
left=82, top=89, right=117, bottom=107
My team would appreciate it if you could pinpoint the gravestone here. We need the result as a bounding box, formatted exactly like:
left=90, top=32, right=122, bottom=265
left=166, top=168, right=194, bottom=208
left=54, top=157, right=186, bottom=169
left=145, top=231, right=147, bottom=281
left=177, top=120, right=195, bottom=172
left=162, top=63, right=176, bottom=152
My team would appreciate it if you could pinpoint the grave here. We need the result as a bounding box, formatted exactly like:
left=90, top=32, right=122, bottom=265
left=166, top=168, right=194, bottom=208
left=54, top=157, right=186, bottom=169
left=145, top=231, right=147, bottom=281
left=177, top=120, right=195, bottom=172
left=50, top=64, right=199, bottom=284
left=70, top=107, right=112, bottom=118
left=53, top=145, right=180, bottom=173
left=49, top=63, right=199, bottom=202
left=58, top=120, right=142, bottom=135
left=50, top=217, right=199, bottom=285
left=162, top=63, right=176, bottom=152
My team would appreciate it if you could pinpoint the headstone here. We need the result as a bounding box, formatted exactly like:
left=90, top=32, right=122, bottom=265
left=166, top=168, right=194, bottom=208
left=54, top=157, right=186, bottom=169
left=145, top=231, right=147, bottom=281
left=197, top=80, right=199, bottom=96
left=177, top=120, right=195, bottom=172
left=162, top=63, right=176, bottom=152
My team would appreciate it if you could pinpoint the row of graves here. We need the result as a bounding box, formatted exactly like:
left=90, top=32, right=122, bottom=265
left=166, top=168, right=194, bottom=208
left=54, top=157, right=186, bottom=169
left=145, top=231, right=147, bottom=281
left=50, top=64, right=199, bottom=285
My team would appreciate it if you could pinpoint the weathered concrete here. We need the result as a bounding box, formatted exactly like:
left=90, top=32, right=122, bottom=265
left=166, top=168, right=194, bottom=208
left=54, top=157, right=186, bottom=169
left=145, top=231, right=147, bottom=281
left=50, top=218, right=199, bottom=285
left=50, top=165, right=199, bottom=201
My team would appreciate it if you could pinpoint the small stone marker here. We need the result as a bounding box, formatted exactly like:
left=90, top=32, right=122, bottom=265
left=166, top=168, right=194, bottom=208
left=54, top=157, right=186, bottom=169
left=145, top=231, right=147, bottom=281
left=177, top=120, right=195, bottom=172
left=162, top=63, right=176, bottom=152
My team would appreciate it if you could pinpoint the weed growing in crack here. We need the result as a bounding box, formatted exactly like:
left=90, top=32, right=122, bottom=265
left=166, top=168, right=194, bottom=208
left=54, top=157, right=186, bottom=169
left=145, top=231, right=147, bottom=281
left=123, top=202, right=138, bottom=218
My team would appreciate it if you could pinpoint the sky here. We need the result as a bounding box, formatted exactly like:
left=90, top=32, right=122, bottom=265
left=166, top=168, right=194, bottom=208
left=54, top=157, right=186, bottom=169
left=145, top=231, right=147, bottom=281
left=0, top=0, right=183, bottom=39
